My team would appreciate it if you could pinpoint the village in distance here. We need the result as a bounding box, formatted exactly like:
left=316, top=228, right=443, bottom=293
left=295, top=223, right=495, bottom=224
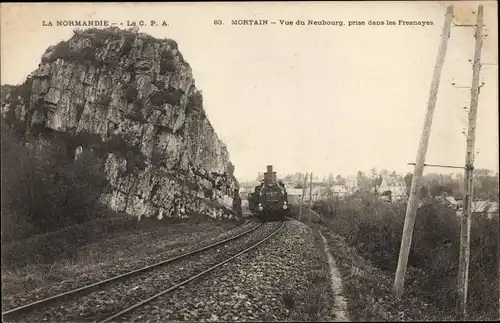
left=238, top=169, right=499, bottom=219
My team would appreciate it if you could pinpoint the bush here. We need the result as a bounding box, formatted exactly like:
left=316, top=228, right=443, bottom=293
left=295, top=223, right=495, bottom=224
left=153, top=80, right=166, bottom=90
left=186, top=91, right=203, bottom=111
left=1, top=215, right=137, bottom=268
left=127, top=99, right=148, bottom=122
left=101, top=134, right=147, bottom=176
left=120, top=39, right=134, bottom=57
left=150, top=88, right=184, bottom=107
left=95, top=93, right=112, bottom=107
left=165, top=39, right=178, bottom=50
left=158, top=46, right=177, bottom=74
left=1, top=123, right=109, bottom=242
left=42, top=41, right=96, bottom=64
left=313, top=195, right=499, bottom=320
left=123, top=82, right=138, bottom=103
left=42, top=41, right=70, bottom=63
left=160, top=49, right=175, bottom=60
left=151, top=149, right=164, bottom=167
left=160, top=59, right=177, bottom=74
left=102, top=134, right=139, bottom=158
left=2, top=109, right=26, bottom=140
left=42, top=28, right=123, bottom=65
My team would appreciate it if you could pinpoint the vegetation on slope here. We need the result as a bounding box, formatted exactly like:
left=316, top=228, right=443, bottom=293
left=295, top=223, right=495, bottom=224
left=312, top=192, right=499, bottom=320
left=1, top=118, right=109, bottom=242
left=41, top=27, right=185, bottom=68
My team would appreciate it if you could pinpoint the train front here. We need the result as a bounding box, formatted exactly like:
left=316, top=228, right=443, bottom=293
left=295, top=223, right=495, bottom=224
left=255, top=165, right=289, bottom=221
left=258, top=185, right=288, bottom=213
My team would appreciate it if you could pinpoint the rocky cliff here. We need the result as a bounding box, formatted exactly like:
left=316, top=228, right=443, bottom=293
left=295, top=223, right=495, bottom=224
left=1, top=27, right=240, bottom=220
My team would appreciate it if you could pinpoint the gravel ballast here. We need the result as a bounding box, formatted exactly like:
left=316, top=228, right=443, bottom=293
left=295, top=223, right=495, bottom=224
left=117, top=219, right=336, bottom=322
left=2, top=219, right=258, bottom=311
left=8, top=221, right=280, bottom=323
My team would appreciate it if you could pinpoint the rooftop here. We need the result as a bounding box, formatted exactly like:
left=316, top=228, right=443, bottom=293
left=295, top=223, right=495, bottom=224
left=472, top=201, right=498, bottom=213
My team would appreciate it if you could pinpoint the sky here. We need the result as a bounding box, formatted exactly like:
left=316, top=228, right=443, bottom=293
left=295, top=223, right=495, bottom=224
left=1, top=1, right=498, bottom=182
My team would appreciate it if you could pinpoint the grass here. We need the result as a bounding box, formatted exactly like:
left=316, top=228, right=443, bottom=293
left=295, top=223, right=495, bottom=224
left=292, top=211, right=449, bottom=322
left=302, top=232, right=335, bottom=322
left=288, top=205, right=323, bottom=224
left=1, top=215, right=241, bottom=305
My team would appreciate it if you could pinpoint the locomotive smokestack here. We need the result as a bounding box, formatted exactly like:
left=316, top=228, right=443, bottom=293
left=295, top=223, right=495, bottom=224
left=265, top=165, right=273, bottom=184
left=272, top=172, right=277, bottom=184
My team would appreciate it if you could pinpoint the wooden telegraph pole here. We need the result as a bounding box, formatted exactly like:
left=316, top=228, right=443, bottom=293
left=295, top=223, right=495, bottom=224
left=393, top=5, right=454, bottom=298
left=299, top=172, right=308, bottom=220
left=308, top=172, right=314, bottom=221
left=457, top=4, right=484, bottom=320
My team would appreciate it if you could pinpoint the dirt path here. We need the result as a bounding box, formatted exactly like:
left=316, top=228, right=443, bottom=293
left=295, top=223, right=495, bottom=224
left=319, top=230, right=350, bottom=322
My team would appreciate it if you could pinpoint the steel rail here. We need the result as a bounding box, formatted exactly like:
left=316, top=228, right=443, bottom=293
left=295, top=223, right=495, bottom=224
left=2, top=222, right=263, bottom=320
left=99, top=221, right=285, bottom=323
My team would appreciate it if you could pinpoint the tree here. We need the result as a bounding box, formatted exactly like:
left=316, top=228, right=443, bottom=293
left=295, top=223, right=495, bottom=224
left=372, top=175, right=383, bottom=187
left=420, top=186, right=429, bottom=200
left=381, top=190, right=392, bottom=202
left=475, top=168, right=492, bottom=177
left=293, top=172, right=306, bottom=184
left=429, top=184, right=453, bottom=197
left=404, top=172, right=413, bottom=196
left=473, top=169, right=499, bottom=200
left=357, top=171, right=371, bottom=192
left=335, top=174, right=346, bottom=185
left=226, top=162, right=235, bottom=177
left=357, top=171, right=364, bottom=187
left=326, top=187, right=334, bottom=198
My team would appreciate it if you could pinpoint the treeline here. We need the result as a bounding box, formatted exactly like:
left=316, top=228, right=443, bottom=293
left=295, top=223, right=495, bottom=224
left=275, top=169, right=499, bottom=201
left=402, top=171, right=499, bottom=201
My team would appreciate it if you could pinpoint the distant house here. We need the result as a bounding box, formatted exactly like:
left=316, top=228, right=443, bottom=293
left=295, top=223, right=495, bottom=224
left=472, top=201, right=499, bottom=219
left=294, top=186, right=333, bottom=203
left=239, top=188, right=250, bottom=201
left=331, top=184, right=348, bottom=200
left=287, top=188, right=304, bottom=206
left=456, top=200, right=499, bottom=219
left=377, top=176, right=407, bottom=202
left=309, top=187, right=329, bottom=202
left=445, top=196, right=459, bottom=209
left=345, top=176, right=358, bottom=194
left=436, top=194, right=460, bottom=210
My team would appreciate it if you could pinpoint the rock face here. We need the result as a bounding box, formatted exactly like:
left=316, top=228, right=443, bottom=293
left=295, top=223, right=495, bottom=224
left=1, top=27, right=240, bottom=220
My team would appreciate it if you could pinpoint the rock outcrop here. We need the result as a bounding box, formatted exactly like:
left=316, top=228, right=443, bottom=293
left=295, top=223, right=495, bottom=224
left=1, top=27, right=239, bottom=220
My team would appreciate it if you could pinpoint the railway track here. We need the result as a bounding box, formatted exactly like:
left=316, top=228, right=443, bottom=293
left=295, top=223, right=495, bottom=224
left=2, top=220, right=285, bottom=323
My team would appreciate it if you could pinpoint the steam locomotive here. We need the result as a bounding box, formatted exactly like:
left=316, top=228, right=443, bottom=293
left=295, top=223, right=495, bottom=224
left=248, top=165, right=289, bottom=222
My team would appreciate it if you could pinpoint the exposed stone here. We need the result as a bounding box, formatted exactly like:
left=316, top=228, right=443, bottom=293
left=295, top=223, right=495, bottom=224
left=1, top=27, right=239, bottom=220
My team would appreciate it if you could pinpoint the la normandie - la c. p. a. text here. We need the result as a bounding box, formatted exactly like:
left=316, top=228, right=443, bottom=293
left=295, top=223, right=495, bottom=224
left=42, top=20, right=168, bottom=27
